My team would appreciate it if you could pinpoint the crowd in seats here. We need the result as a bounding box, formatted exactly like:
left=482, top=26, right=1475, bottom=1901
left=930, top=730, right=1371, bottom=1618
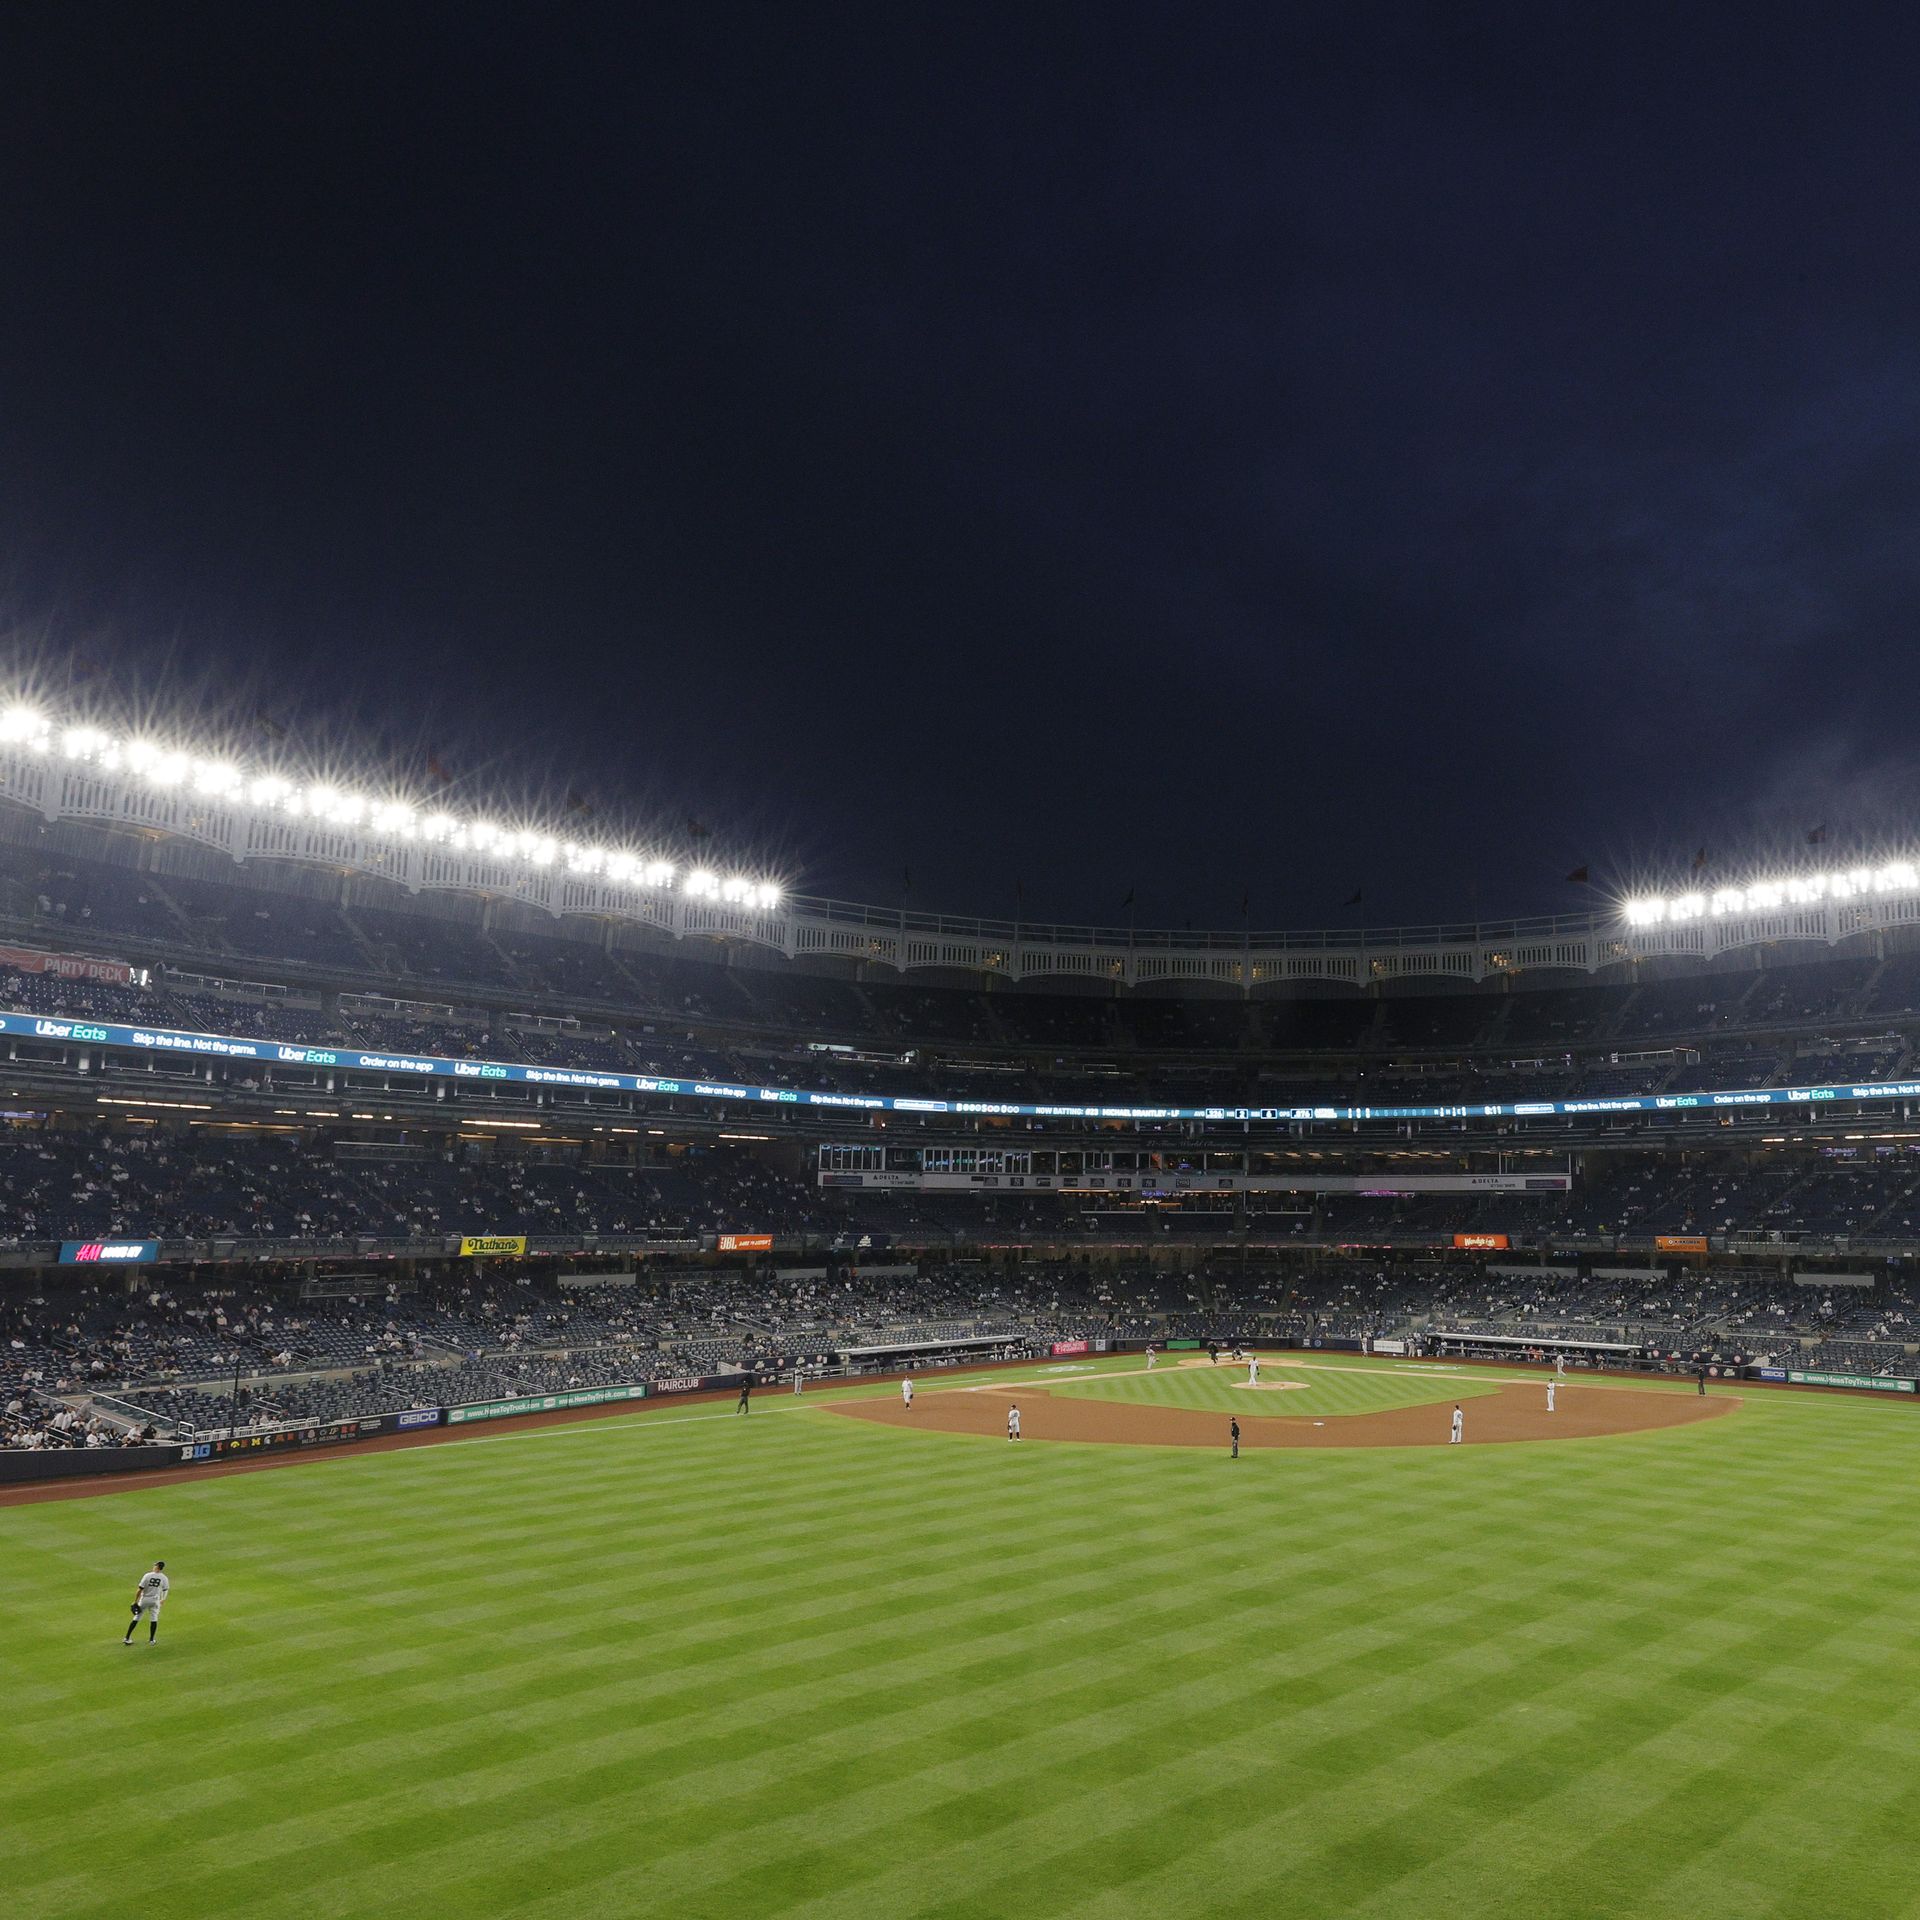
left=0, top=1128, right=836, bottom=1245
left=19, top=933, right=1920, bottom=1128
left=1, top=1392, right=150, bottom=1448
left=22, top=841, right=1920, bottom=1082
left=17, top=1116, right=1920, bottom=1257
left=5, top=1244, right=1918, bottom=1444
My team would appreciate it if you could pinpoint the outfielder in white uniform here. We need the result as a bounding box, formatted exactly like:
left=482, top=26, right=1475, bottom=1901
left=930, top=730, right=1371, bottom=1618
left=1247, top=1353, right=1261, bottom=1386
left=1449, top=1405, right=1464, bottom=1445
left=124, top=1561, right=169, bottom=1644
left=901, top=1377, right=914, bottom=1410
left=1146, top=1345, right=1157, bottom=1370
left=1555, top=1353, right=1566, bottom=1380
left=1007, top=1404, right=1021, bottom=1442
left=1547, top=1380, right=1557, bottom=1413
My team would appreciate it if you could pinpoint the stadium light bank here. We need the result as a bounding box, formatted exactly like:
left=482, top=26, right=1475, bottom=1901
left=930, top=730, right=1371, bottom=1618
left=0, top=704, right=781, bottom=910
left=1623, top=862, right=1920, bottom=926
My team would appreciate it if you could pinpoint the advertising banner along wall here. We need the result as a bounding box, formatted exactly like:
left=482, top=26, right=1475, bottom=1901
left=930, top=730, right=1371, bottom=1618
left=445, top=1384, right=648, bottom=1424
left=14, top=1005, right=1920, bottom=1128
left=59, top=1239, right=159, bottom=1265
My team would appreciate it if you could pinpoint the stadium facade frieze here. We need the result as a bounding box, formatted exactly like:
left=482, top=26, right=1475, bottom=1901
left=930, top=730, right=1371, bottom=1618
left=9, top=759, right=1920, bottom=987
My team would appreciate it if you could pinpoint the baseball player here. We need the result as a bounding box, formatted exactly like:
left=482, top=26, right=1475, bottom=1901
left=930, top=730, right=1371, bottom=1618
left=1247, top=1353, right=1261, bottom=1387
left=736, top=1378, right=752, bottom=1415
left=1146, top=1344, right=1157, bottom=1371
left=901, top=1376, right=914, bottom=1410
left=1554, top=1352, right=1567, bottom=1380
left=123, top=1561, right=169, bottom=1644
left=1449, top=1404, right=1464, bottom=1445
left=1230, top=1417, right=1240, bottom=1459
left=1007, top=1403, right=1021, bottom=1442
left=1546, top=1380, right=1556, bottom=1413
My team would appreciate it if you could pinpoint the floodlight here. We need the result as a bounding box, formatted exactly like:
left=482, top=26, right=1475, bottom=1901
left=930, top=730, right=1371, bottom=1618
left=190, top=759, right=243, bottom=797
left=127, top=744, right=187, bottom=786
left=61, top=727, right=109, bottom=761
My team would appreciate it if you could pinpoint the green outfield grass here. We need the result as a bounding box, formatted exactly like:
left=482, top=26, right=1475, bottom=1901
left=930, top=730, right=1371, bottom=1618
left=7, top=1360, right=1920, bottom=1920
left=1046, top=1351, right=1510, bottom=1417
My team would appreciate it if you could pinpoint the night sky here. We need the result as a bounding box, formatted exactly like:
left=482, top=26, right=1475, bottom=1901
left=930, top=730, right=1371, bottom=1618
left=2, top=6, right=1918, bottom=930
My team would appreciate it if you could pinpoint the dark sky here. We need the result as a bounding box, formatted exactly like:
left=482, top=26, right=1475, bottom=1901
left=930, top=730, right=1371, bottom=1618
left=3, top=6, right=1919, bottom=930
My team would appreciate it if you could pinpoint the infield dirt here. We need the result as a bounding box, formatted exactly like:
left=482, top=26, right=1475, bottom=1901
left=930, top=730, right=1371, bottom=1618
left=834, top=1377, right=1736, bottom=1447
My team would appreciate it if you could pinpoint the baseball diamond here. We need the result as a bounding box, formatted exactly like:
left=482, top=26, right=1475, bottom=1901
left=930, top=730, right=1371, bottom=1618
left=6, top=1352, right=1919, bottom=1920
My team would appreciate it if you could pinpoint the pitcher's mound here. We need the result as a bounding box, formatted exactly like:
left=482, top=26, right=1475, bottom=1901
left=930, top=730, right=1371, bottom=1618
left=1229, top=1379, right=1309, bottom=1391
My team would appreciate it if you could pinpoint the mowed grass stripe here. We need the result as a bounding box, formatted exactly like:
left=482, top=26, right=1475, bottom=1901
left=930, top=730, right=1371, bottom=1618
left=1056, top=1359, right=1506, bottom=1417
left=9, top=1383, right=1920, bottom=1919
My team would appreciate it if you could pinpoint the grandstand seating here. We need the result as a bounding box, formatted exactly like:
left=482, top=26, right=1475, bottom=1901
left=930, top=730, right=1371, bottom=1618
left=19, top=841, right=1920, bottom=1084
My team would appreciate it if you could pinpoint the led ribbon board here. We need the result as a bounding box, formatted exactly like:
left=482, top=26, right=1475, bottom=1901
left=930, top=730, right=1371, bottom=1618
left=2, top=1011, right=1910, bottom=1126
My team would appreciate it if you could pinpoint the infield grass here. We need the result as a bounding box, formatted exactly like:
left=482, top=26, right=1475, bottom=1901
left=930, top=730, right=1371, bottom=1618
left=6, top=1357, right=1920, bottom=1920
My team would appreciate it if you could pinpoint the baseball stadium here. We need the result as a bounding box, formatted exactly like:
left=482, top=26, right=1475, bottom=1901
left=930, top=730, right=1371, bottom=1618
left=6, top=713, right=1920, bottom=1920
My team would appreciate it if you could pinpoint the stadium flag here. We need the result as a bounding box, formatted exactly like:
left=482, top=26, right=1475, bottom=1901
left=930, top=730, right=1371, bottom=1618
left=1807, top=824, right=1828, bottom=844
left=686, top=815, right=712, bottom=840
left=902, top=865, right=912, bottom=894
left=426, top=749, right=453, bottom=784
left=1565, top=865, right=1590, bottom=884
left=254, top=707, right=288, bottom=741
left=1692, top=846, right=1708, bottom=873
left=1120, top=885, right=1134, bottom=910
left=565, top=787, right=594, bottom=816
left=1344, top=888, right=1363, bottom=907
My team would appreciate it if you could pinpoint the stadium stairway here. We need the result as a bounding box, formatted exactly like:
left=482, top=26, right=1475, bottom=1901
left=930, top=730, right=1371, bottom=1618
left=332, top=901, right=392, bottom=978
